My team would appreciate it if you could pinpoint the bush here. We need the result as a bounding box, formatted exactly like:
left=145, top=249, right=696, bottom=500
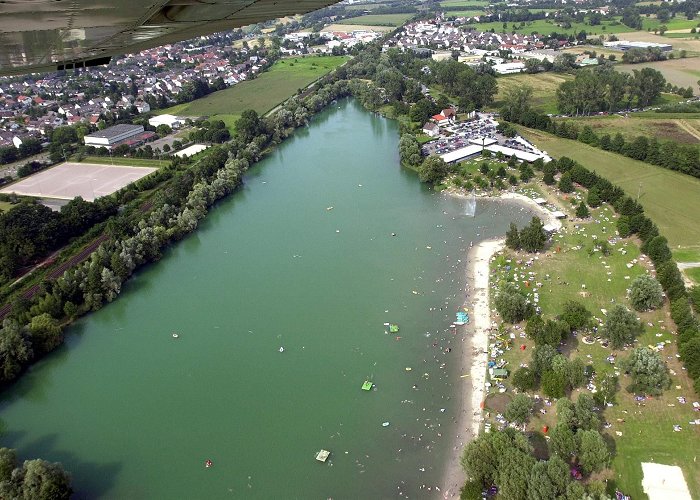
left=629, top=274, right=663, bottom=311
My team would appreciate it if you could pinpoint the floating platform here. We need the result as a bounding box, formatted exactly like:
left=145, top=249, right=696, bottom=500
left=315, top=449, right=330, bottom=462
left=387, top=324, right=399, bottom=333
left=362, top=380, right=373, bottom=391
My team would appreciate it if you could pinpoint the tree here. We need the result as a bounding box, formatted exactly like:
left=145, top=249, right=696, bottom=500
left=560, top=301, right=592, bottom=332
left=622, top=347, right=671, bottom=395
left=418, top=155, right=449, bottom=184
left=558, top=172, right=574, bottom=193
left=586, top=187, right=601, bottom=208
left=601, top=304, right=643, bottom=349
left=498, top=449, right=536, bottom=500
left=576, top=430, right=610, bottom=474
left=629, top=274, right=663, bottom=311
left=512, top=367, right=536, bottom=391
left=505, top=222, right=521, bottom=250
left=16, top=459, right=73, bottom=500
left=645, top=235, right=672, bottom=265
left=541, top=370, right=567, bottom=398
left=0, top=448, right=16, bottom=481
left=398, top=134, right=422, bottom=168
left=235, top=109, right=262, bottom=142
left=575, top=201, right=589, bottom=218
left=543, top=162, right=556, bottom=185
left=527, top=461, right=556, bottom=500
left=549, top=423, right=577, bottom=459
left=28, top=313, right=63, bottom=354
left=505, top=394, right=533, bottom=425
left=495, top=283, right=530, bottom=323
left=519, top=217, right=547, bottom=252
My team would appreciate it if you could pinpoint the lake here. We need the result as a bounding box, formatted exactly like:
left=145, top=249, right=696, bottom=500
left=0, top=99, right=533, bottom=498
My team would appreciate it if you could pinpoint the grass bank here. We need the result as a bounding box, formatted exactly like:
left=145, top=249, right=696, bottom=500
left=79, top=156, right=170, bottom=168
left=157, top=56, right=349, bottom=127
left=519, top=127, right=700, bottom=247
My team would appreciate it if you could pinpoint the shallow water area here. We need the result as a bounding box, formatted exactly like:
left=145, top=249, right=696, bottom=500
left=0, top=100, right=534, bottom=498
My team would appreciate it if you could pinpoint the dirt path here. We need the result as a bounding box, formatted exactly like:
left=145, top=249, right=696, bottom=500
left=677, top=120, right=700, bottom=142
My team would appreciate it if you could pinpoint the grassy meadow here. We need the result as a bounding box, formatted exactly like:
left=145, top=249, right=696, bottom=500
left=336, top=13, right=413, bottom=26
left=519, top=127, right=700, bottom=248
left=157, top=56, right=348, bottom=128
left=492, top=73, right=573, bottom=114
left=488, top=188, right=700, bottom=498
left=79, top=157, right=169, bottom=168
left=468, top=19, right=634, bottom=35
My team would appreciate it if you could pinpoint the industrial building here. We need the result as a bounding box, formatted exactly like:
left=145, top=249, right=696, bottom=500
left=603, top=40, right=672, bottom=52
left=83, top=124, right=146, bottom=150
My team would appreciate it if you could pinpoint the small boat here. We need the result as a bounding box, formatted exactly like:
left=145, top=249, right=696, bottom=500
left=382, top=422, right=390, bottom=427
left=279, top=347, right=285, bottom=353
left=361, top=380, right=373, bottom=391
left=205, top=459, right=213, bottom=468
left=172, top=333, right=179, bottom=339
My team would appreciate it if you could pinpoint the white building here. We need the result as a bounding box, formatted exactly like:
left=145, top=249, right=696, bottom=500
left=83, top=124, right=144, bottom=149
left=148, top=114, right=185, bottom=129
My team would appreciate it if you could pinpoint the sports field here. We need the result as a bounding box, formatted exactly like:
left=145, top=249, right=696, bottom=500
left=556, top=114, right=700, bottom=144
left=520, top=127, right=700, bottom=247
left=492, top=72, right=573, bottom=114
left=0, top=162, right=156, bottom=202
left=158, top=56, right=348, bottom=128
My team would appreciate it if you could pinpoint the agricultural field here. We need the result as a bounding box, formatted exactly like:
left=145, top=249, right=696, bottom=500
left=336, top=13, right=413, bottom=27
left=556, top=114, right=700, bottom=144
left=616, top=58, right=700, bottom=93
left=492, top=72, right=573, bottom=115
left=520, top=127, right=700, bottom=248
left=468, top=19, right=634, bottom=35
left=448, top=9, right=487, bottom=17
left=157, top=56, right=348, bottom=128
left=560, top=45, right=625, bottom=58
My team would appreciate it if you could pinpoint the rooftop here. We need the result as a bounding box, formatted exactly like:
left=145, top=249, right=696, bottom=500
left=85, top=124, right=144, bottom=140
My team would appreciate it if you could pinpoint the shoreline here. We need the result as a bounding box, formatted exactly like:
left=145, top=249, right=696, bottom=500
left=440, top=190, right=562, bottom=498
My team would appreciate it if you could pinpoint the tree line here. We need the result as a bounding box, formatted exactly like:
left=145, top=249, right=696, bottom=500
left=501, top=85, right=700, bottom=179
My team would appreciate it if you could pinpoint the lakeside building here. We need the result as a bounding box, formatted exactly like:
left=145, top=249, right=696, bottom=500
left=83, top=124, right=147, bottom=150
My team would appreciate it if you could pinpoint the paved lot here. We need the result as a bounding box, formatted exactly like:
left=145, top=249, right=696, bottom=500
left=0, top=162, right=156, bottom=202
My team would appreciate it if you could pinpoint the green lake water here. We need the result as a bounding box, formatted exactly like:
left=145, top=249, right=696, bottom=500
left=0, top=100, right=534, bottom=499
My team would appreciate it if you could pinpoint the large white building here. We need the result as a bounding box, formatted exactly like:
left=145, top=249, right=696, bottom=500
left=83, top=124, right=144, bottom=150
left=148, top=114, right=185, bottom=129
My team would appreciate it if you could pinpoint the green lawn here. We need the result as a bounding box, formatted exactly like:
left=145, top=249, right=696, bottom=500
left=492, top=73, right=573, bottom=114
left=469, top=19, right=633, bottom=35
left=0, top=201, right=13, bottom=213
left=641, top=16, right=700, bottom=31
left=448, top=9, right=486, bottom=17
left=673, top=248, right=700, bottom=262
left=157, top=56, right=349, bottom=127
left=80, top=156, right=169, bottom=168
left=489, top=195, right=700, bottom=499
left=519, top=127, right=700, bottom=248
left=685, top=267, right=700, bottom=282
left=337, top=14, right=413, bottom=26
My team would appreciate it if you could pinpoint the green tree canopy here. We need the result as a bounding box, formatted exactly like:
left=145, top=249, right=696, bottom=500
left=601, top=304, right=643, bottom=349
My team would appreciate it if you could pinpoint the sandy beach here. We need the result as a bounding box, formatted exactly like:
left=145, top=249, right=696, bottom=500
left=440, top=191, right=562, bottom=498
